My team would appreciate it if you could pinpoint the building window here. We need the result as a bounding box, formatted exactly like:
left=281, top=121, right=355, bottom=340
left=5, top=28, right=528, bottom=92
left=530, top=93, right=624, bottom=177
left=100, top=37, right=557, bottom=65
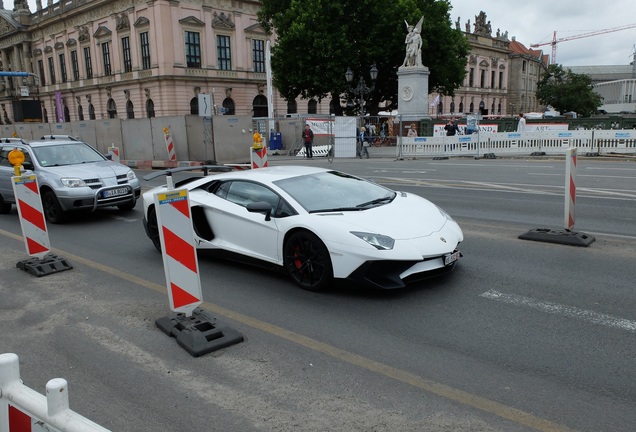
left=38, top=60, right=46, bottom=86
left=126, top=100, right=134, bottom=119
left=48, top=57, right=56, bottom=85
left=480, top=70, right=485, bottom=88
left=491, top=71, right=495, bottom=89
left=217, top=35, right=231, bottom=70
left=146, top=99, right=155, bottom=118
left=59, top=53, right=67, bottom=83
left=253, top=39, right=265, bottom=73
left=84, top=47, right=93, bottom=79
left=308, top=99, right=317, bottom=114
left=122, top=37, right=132, bottom=73
left=88, top=103, right=95, bottom=120
left=78, top=103, right=84, bottom=121
left=140, top=31, right=151, bottom=70
left=101, top=42, right=112, bottom=76
left=71, top=50, right=79, bottom=81
left=222, top=98, right=235, bottom=115
left=499, top=71, right=503, bottom=89
left=459, top=102, right=463, bottom=113
left=469, top=68, right=474, bottom=87
left=287, top=100, right=297, bottom=114
left=190, top=97, right=199, bottom=115
left=522, top=61, right=526, bottom=72
left=107, top=98, right=117, bottom=118
left=185, top=31, right=201, bottom=68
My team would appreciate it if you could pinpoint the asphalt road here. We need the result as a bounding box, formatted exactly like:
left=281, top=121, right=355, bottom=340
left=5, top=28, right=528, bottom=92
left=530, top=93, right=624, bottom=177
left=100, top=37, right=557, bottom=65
left=1, top=155, right=635, bottom=432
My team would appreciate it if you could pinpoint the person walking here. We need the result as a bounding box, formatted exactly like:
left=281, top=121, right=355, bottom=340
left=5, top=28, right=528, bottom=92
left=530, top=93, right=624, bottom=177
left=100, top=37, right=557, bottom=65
left=517, top=113, right=526, bottom=132
left=359, top=126, right=370, bottom=158
left=301, top=124, right=314, bottom=159
left=444, top=118, right=459, bottom=136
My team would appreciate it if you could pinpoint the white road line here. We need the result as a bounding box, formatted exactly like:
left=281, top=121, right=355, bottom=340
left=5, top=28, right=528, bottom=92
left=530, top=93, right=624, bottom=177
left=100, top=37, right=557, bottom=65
left=480, top=290, right=636, bottom=333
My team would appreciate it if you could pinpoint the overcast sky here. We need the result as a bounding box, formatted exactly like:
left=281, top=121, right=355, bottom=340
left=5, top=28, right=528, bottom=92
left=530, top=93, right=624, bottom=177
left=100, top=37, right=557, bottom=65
left=448, top=0, right=636, bottom=66
left=19, top=0, right=636, bottom=66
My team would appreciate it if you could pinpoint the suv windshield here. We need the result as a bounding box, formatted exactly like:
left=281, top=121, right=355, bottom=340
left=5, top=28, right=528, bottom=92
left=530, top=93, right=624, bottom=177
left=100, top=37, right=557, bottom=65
left=33, top=143, right=105, bottom=167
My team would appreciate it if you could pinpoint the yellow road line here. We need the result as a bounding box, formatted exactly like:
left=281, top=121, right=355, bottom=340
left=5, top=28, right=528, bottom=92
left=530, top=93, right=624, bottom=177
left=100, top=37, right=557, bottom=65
left=0, top=227, right=577, bottom=432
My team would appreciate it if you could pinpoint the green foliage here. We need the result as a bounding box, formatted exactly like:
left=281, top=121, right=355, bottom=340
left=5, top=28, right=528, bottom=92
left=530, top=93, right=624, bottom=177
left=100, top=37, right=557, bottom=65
left=258, top=0, right=470, bottom=114
left=537, top=64, right=603, bottom=117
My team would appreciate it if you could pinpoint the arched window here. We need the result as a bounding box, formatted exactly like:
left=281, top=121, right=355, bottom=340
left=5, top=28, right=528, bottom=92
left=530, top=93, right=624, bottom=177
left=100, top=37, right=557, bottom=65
left=469, top=102, right=474, bottom=113
left=252, top=95, right=267, bottom=117
left=329, top=99, right=338, bottom=115
left=437, top=102, right=443, bottom=115
left=450, top=101, right=455, bottom=113
left=107, top=98, right=117, bottom=119
left=126, top=100, right=134, bottom=119
left=222, top=98, right=235, bottom=115
left=146, top=99, right=155, bottom=118
left=459, top=102, right=463, bottom=113
left=88, top=103, right=95, bottom=120
left=64, top=105, right=70, bottom=122
left=491, top=102, right=495, bottom=115
left=308, top=99, right=317, bottom=114
left=498, top=102, right=502, bottom=114
left=78, top=104, right=84, bottom=121
left=287, top=100, right=297, bottom=114
left=42, top=106, right=48, bottom=123
left=190, top=97, right=198, bottom=115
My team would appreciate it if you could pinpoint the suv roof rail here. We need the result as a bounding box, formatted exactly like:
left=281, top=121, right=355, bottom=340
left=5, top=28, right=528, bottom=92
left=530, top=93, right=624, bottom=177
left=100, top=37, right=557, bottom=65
left=40, top=134, right=80, bottom=141
left=0, top=137, right=29, bottom=144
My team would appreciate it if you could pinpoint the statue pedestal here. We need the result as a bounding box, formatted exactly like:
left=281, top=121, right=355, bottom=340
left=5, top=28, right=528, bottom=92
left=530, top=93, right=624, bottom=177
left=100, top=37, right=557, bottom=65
left=397, top=66, right=430, bottom=120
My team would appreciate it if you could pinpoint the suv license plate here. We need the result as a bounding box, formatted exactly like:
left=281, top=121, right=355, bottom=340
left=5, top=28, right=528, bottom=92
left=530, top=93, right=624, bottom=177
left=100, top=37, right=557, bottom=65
left=103, top=187, right=129, bottom=198
left=444, top=251, right=461, bottom=266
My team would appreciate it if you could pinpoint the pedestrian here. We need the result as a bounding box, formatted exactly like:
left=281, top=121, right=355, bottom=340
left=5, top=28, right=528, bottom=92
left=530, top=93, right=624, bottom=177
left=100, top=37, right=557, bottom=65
left=407, top=123, right=418, bottom=137
left=444, top=118, right=459, bottom=136
left=517, top=113, right=526, bottom=132
left=359, top=126, right=370, bottom=158
left=301, top=124, right=314, bottom=159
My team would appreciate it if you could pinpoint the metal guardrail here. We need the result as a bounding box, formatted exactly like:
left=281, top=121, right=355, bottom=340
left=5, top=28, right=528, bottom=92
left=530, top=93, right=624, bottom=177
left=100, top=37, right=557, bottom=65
left=0, top=353, right=110, bottom=432
left=395, top=129, right=636, bottom=158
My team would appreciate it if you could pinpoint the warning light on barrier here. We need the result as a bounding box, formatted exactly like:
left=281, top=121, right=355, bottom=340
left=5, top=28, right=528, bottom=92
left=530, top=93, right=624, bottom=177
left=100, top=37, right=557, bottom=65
left=252, top=131, right=263, bottom=149
left=8, top=148, right=25, bottom=176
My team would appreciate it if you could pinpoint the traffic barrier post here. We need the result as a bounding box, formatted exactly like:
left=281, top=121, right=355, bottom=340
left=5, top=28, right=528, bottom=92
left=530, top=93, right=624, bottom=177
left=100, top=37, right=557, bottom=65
left=9, top=150, right=72, bottom=276
left=152, top=169, right=243, bottom=356
left=163, top=126, right=177, bottom=162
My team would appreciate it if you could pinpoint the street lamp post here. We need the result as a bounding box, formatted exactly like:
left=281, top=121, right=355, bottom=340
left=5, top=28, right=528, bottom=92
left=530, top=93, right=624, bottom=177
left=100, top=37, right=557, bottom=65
left=345, top=64, right=378, bottom=116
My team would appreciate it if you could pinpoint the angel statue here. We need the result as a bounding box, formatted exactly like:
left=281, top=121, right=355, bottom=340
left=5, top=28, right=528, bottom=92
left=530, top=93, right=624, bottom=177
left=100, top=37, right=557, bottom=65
left=402, top=16, right=424, bottom=67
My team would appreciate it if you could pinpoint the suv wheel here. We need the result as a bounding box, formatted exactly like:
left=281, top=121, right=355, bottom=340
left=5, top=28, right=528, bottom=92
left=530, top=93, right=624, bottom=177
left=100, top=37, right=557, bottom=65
left=42, top=191, right=67, bottom=224
left=0, top=197, right=11, bottom=214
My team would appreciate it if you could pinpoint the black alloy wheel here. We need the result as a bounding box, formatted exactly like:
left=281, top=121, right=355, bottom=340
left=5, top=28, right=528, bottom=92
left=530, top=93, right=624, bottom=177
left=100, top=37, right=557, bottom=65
left=42, top=191, right=67, bottom=224
left=283, top=230, right=333, bottom=291
left=147, top=205, right=162, bottom=252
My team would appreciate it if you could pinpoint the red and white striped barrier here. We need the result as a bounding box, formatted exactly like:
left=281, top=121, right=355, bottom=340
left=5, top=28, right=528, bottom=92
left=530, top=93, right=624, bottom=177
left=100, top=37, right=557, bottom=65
left=564, top=147, right=577, bottom=230
left=250, top=146, right=268, bottom=169
left=107, top=145, right=120, bottom=163
left=154, top=189, right=202, bottom=316
left=0, top=353, right=110, bottom=432
left=11, top=175, right=50, bottom=259
left=163, top=127, right=177, bottom=162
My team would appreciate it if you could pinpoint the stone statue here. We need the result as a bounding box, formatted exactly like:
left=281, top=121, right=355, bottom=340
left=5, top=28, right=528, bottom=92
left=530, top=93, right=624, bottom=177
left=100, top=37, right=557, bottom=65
left=455, top=17, right=460, bottom=30
left=402, top=16, right=424, bottom=67
left=465, top=19, right=470, bottom=33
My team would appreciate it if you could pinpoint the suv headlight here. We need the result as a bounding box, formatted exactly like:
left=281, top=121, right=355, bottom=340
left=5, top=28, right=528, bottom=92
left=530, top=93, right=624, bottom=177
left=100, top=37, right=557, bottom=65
left=60, top=178, right=87, bottom=188
left=127, top=170, right=137, bottom=181
left=351, top=231, right=395, bottom=250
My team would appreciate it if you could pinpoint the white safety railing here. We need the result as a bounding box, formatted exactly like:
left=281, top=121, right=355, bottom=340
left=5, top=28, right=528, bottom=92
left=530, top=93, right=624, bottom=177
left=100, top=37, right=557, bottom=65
left=395, top=129, right=636, bottom=158
left=0, top=353, right=110, bottom=432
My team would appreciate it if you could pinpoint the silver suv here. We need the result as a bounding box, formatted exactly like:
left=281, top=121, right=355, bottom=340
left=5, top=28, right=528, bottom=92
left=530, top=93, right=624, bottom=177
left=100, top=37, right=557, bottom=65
left=0, top=136, right=141, bottom=223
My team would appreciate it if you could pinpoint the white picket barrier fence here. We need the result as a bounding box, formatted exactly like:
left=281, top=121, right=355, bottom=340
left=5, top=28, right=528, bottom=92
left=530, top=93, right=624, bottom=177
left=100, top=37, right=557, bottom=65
left=394, top=129, right=636, bottom=158
left=0, top=353, right=110, bottom=432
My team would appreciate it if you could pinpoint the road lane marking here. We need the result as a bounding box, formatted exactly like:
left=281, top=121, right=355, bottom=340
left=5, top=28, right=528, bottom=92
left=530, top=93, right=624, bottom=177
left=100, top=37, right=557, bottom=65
left=481, top=290, right=636, bottom=333
left=0, top=227, right=577, bottom=432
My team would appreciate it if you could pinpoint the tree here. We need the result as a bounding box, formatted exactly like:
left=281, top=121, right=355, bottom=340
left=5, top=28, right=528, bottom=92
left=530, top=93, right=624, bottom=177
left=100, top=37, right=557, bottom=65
left=258, top=0, right=470, bottom=115
left=537, top=64, right=603, bottom=117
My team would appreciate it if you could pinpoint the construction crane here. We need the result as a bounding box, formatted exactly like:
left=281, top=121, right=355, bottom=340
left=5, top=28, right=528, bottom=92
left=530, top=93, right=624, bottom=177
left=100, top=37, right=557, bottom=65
left=530, top=23, right=636, bottom=64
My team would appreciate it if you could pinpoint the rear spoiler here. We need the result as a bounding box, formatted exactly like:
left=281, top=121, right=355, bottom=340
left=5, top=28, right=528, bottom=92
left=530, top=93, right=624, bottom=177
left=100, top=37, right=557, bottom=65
left=142, top=165, right=232, bottom=181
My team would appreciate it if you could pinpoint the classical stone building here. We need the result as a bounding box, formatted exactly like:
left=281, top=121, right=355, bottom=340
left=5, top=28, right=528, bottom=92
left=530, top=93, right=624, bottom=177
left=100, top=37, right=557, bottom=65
left=0, top=0, right=331, bottom=123
left=430, top=11, right=547, bottom=118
